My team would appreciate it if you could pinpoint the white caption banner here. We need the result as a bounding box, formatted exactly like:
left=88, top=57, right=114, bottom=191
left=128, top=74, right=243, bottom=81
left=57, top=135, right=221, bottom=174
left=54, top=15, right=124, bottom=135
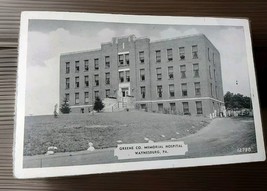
left=114, top=141, right=188, bottom=160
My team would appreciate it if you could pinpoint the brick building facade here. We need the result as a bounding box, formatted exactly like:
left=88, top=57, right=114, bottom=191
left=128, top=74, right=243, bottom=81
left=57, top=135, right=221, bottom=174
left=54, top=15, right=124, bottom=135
left=60, top=34, right=224, bottom=116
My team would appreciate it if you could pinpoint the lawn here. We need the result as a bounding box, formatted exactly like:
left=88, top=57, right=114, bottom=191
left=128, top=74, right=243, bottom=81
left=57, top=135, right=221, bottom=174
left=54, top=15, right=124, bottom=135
left=24, top=111, right=210, bottom=156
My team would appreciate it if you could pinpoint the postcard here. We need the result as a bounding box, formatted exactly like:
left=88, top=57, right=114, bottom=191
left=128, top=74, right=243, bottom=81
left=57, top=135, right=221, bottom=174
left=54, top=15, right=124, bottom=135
left=14, top=11, right=265, bottom=178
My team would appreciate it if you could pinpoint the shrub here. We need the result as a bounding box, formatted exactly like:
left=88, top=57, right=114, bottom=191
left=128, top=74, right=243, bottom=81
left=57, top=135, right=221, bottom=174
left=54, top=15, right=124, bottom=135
left=60, top=97, right=71, bottom=114
left=93, top=96, right=105, bottom=112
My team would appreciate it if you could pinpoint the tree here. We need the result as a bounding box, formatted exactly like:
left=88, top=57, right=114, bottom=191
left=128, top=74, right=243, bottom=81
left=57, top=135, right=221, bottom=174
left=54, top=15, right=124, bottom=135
left=60, top=97, right=71, bottom=114
left=224, top=91, right=251, bottom=110
left=224, top=91, right=234, bottom=109
left=93, top=96, right=104, bottom=112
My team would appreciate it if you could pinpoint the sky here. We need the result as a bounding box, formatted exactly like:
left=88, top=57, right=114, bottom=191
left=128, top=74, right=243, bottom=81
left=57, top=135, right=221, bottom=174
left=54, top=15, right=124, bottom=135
left=25, top=19, right=251, bottom=116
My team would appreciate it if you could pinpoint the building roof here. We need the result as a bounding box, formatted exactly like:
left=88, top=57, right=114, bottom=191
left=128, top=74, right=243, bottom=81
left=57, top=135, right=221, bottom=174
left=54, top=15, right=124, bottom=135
left=60, top=33, right=215, bottom=56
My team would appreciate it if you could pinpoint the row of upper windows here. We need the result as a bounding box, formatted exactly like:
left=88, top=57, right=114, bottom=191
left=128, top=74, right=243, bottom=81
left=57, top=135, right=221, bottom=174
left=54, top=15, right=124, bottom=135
left=154, top=45, right=198, bottom=63
left=64, top=45, right=204, bottom=73
left=65, top=72, right=112, bottom=89
left=64, top=54, right=129, bottom=74
left=139, top=64, right=200, bottom=81
left=64, top=63, right=205, bottom=89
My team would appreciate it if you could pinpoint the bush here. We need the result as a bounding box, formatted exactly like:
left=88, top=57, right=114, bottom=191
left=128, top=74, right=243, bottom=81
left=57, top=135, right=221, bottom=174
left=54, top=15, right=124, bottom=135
left=60, top=97, right=71, bottom=114
left=93, top=96, right=105, bottom=112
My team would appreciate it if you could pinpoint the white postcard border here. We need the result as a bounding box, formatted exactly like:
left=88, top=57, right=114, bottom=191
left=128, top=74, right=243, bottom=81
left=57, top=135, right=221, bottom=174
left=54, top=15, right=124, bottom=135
left=14, top=11, right=266, bottom=179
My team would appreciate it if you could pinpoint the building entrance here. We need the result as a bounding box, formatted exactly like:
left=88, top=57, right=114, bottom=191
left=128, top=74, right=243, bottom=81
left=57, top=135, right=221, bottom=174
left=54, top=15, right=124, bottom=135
left=121, top=87, right=129, bottom=97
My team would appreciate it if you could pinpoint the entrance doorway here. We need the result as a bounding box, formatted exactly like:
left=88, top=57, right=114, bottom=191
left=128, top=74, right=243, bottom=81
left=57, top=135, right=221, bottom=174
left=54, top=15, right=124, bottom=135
left=121, top=87, right=129, bottom=98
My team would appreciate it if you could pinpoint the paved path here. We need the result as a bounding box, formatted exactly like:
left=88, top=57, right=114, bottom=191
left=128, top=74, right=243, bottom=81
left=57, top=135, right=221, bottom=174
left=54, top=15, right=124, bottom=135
left=24, top=117, right=256, bottom=168
left=181, top=117, right=256, bottom=158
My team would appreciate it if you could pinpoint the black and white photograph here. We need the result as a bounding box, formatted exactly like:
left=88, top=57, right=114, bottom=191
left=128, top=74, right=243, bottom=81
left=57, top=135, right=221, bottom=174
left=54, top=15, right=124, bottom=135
left=14, top=12, right=265, bottom=178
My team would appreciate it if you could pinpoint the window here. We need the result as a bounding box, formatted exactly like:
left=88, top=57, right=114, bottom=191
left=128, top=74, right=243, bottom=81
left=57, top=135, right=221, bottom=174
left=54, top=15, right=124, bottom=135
left=119, top=71, right=124, bottom=83
left=105, top=72, right=110, bottom=85
left=215, top=85, right=218, bottom=98
left=81, top=108, right=84, bottom=113
left=106, top=89, right=110, bottom=98
left=180, top=65, right=186, bottom=78
left=141, top=86, right=146, bottom=98
left=208, top=48, right=211, bottom=61
left=65, top=78, right=70, bottom=89
left=196, top=101, right=203, bottom=114
left=156, top=50, right=161, bottom=62
left=75, top=93, right=79, bottom=104
left=213, top=53, right=215, bottom=65
left=126, top=70, right=130, bottom=82
left=84, top=60, right=89, bottom=71
left=94, top=58, right=99, bottom=70
left=194, top=82, right=201, bottom=96
left=210, top=83, right=213, bottom=97
left=84, top=92, right=89, bottom=103
left=139, top=51, right=144, bottom=63
left=179, top=47, right=185, bottom=60
left=169, top=84, right=175, bottom=97
left=158, top=103, right=163, bottom=113
left=209, top=65, right=212, bottom=79
left=170, top=103, right=176, bottom=113
left=214, top=69, right=216, bottom=81
left=105, top=56, right=110, bottom=68
left=140, top=69, right=145, bottom=81
left=192, top=45, right=198, bottom=59
left=66, top=62, right=70, bottom=73
left=193, top=63, right=199, bottom=78
left=182, top=102, right=189, bottom=115
left=118, top=54, right=124, bottom=65
left=167, top=49, right=173, bottom=61
left=84, top=75, right=89, bottom=87
left=168, top=66, right=174, bottom=79
left=141, top=104, right=147, bottom=110
left=65, top=93, right=69, bottom=102
left=75, top=61, right=79, bottom=72
left=94, top=75, right=99, bottom=86
left=181, top=83, right=187, bottom=96
left=156, top=68, right=162, bottom=81
left=157, top=85, right=162, bottom=98
left=75, top=77, right=79, bottom=88
left=94, top=91, right=99, bottom=99
left=125, top=53, right=130, bottom=65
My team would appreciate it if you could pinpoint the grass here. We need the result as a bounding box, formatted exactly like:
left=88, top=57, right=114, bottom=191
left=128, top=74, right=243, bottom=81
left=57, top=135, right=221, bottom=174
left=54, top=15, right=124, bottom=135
left=24, top=111, right=210, bottom=156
